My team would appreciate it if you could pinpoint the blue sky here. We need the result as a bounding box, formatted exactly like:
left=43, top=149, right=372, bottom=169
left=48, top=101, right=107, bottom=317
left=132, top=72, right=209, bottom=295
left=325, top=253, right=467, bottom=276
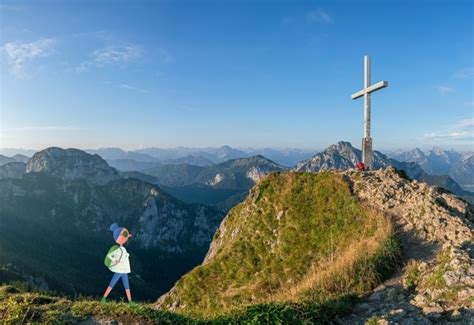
left=1, top=0, right=472, bottom=151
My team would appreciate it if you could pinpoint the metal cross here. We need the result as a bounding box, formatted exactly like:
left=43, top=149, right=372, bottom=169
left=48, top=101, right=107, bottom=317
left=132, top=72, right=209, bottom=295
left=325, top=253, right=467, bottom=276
left=351, top=55, right=388, bottom=169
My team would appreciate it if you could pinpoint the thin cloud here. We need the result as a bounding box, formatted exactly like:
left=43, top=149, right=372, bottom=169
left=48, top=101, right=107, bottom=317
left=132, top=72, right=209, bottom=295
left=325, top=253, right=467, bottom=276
left=435, top=85, right=455, bottom=95
left=452, top=67, right=474, bottom=79
left=93, top=45, right=143, bottom=66
left=2, top=38, right=56, bottom=78
left=307, top=8, right=333, bottom=24
left=458, top=118, right=474, bottom=128
left=422, top=117, right=474, bottom=142
left=76, top=44, right=144, bottom=72
left=72, top=30, right=114, bottom=41
left=423, top=131, right=472, bottom=140
left=119, top=84, right=150, bottom=94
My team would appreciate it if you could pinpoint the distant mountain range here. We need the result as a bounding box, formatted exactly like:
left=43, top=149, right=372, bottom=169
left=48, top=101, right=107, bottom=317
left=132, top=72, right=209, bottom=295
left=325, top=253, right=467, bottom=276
left=1, top=144, right=471, bottom=203
left=2, top=146, right=315, bottom=169
left=0, top=153, right=29, bottom=165
left=0, top=148, right=223, bottom=300
left=132, top=146, right=315, bottom=167
left=123, top=155, right=288, bottom=211
left=387, top=148, right=474, bottom=191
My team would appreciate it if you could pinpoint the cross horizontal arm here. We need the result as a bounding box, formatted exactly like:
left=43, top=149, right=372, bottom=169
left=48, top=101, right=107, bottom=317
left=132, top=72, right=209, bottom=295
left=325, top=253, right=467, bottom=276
left=351, top=80, right=388, bottom=100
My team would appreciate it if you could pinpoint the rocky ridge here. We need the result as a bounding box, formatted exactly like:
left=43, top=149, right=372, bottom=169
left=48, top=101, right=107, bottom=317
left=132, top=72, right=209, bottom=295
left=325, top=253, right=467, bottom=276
left=336, top=167, right=473, bottom=324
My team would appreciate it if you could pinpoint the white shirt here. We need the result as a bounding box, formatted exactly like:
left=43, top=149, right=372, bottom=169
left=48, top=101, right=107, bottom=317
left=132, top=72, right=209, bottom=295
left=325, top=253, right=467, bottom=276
left=107, top=246, right=131, bottom=274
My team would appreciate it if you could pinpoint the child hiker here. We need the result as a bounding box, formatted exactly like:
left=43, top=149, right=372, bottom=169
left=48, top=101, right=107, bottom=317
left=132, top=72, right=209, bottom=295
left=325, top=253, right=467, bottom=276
left=101, top=223, right=133, bottom=304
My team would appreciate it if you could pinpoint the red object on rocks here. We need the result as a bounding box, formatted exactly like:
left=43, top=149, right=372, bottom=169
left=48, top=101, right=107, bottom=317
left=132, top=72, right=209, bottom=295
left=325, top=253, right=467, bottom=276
left=356, top=162, right=365, bottom=171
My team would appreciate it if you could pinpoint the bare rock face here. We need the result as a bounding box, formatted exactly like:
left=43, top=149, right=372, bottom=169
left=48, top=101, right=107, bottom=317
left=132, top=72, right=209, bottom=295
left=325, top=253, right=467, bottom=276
left=337, top=167, right=473, bottom=324
left=26, top=147, right=120, bottom=185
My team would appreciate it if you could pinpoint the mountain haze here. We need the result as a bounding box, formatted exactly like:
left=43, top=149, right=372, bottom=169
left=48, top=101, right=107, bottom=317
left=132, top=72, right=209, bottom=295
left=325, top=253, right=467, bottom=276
left=388, top=148, right=474, bottom=190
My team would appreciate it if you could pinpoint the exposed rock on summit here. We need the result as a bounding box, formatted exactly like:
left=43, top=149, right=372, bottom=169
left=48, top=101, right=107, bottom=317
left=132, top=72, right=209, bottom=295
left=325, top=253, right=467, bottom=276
left=295, top=141, right=473, bottom=203
left=26, top=147, right=120, bottom=185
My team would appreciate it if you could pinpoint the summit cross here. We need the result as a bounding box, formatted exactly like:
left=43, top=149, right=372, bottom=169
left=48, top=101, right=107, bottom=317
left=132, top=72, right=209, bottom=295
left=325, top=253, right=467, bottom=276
left=351, top=55, right=388, bottom=170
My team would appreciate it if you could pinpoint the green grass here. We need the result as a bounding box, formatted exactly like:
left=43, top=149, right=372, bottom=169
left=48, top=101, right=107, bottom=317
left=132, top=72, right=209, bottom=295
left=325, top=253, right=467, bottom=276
left=210, top=297, right=355, bottom=324
left=0, top=283, right=357, bottom=324
left=404, top=260, right=421, bottom=291
left=0, top=284, right=193, bottom=324
left=158, top=172, right=401, bottom=319
left=424, top=248, right=452, bottom=290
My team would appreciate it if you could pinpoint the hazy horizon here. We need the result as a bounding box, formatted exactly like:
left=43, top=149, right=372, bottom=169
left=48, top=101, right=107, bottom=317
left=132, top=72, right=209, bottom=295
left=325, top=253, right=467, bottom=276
left=1, top=142, right=473, bottom=157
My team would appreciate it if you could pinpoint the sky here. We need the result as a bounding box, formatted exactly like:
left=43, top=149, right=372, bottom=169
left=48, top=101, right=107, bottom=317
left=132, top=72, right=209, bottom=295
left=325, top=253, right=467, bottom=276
left=0, top=0, right=473, bottom=151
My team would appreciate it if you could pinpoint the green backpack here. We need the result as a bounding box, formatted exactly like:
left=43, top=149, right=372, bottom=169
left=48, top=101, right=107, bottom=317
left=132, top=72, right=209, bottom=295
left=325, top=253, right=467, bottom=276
left=104, top=245, right=122, bottom=267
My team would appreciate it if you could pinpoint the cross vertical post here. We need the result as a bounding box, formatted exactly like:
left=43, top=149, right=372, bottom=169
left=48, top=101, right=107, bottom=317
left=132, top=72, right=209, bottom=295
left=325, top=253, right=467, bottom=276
left=363, top=55, right=372, bottom=169
left=351, top=55, right=388, bottom=170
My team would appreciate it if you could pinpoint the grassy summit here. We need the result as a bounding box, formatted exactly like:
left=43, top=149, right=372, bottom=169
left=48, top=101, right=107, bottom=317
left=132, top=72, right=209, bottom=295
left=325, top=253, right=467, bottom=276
left=157, top=172, right=401, bottom=319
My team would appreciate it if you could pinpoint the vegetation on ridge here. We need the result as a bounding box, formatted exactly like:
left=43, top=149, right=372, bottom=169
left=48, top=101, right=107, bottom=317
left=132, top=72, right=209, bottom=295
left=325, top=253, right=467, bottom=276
left=158, top=172, right=401, bottom=319
left=0, top=282, right=353, bottom=324
left=0, top=284, right=190, bottom=324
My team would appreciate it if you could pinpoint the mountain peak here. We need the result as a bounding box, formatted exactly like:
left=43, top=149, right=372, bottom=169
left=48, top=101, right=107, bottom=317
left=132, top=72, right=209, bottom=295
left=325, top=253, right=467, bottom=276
left=334, top=140, right=354, bottom=148
left=26, top=147, right=120, bottom=185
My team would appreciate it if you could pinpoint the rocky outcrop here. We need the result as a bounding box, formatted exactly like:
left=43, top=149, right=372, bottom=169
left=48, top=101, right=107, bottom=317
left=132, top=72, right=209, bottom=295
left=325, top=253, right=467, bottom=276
left=143, top=155, right=286, bottom=189
left=336, top=167, right=473, bottom=324
left=194, top=155, right=288, bottom=189
left=295, top=141, right=473, bottom=203
left=26, top=147, right=120, bottom=185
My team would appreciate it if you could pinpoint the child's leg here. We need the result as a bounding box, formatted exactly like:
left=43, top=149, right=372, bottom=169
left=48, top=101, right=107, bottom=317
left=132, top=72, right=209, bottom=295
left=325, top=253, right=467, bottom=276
left=121, top=273, right=132, bottom=301
left=103, top=273, right=121, bottom=298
